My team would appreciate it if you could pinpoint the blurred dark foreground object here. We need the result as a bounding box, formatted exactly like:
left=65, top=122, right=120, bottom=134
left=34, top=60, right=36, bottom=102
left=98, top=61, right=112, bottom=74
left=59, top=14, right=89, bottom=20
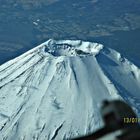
left=73, top=100, right=140, bottom=140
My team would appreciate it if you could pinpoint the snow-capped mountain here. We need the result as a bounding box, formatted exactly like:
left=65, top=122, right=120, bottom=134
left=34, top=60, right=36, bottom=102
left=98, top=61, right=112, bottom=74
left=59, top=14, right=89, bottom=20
left=0, top=39, right=140, bottom=140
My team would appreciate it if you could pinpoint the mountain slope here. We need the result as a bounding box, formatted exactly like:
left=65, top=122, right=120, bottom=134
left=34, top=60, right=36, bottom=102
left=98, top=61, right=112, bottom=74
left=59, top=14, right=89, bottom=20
left=0, top=39, right=140, bottom=140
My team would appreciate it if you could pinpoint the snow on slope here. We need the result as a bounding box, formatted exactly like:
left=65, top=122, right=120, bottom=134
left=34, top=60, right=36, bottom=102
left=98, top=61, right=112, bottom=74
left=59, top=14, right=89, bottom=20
left=0, top=39, right=140, bottom=140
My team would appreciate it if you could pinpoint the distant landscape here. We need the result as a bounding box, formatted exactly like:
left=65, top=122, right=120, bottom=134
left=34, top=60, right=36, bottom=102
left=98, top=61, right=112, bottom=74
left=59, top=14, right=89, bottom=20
left=0, top=0, right=140, bottom=66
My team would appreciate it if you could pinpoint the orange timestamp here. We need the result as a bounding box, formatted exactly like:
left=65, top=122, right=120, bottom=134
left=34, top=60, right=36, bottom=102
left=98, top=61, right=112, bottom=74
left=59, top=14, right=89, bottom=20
left=123, top=117, right=140, bottom=123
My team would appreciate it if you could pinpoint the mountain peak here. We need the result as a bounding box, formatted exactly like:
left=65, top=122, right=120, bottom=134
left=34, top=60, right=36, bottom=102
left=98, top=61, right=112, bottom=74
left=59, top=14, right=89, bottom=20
left=0, top=39, right=140, bottom=140
left=37, top=39, right=104, bottom=57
